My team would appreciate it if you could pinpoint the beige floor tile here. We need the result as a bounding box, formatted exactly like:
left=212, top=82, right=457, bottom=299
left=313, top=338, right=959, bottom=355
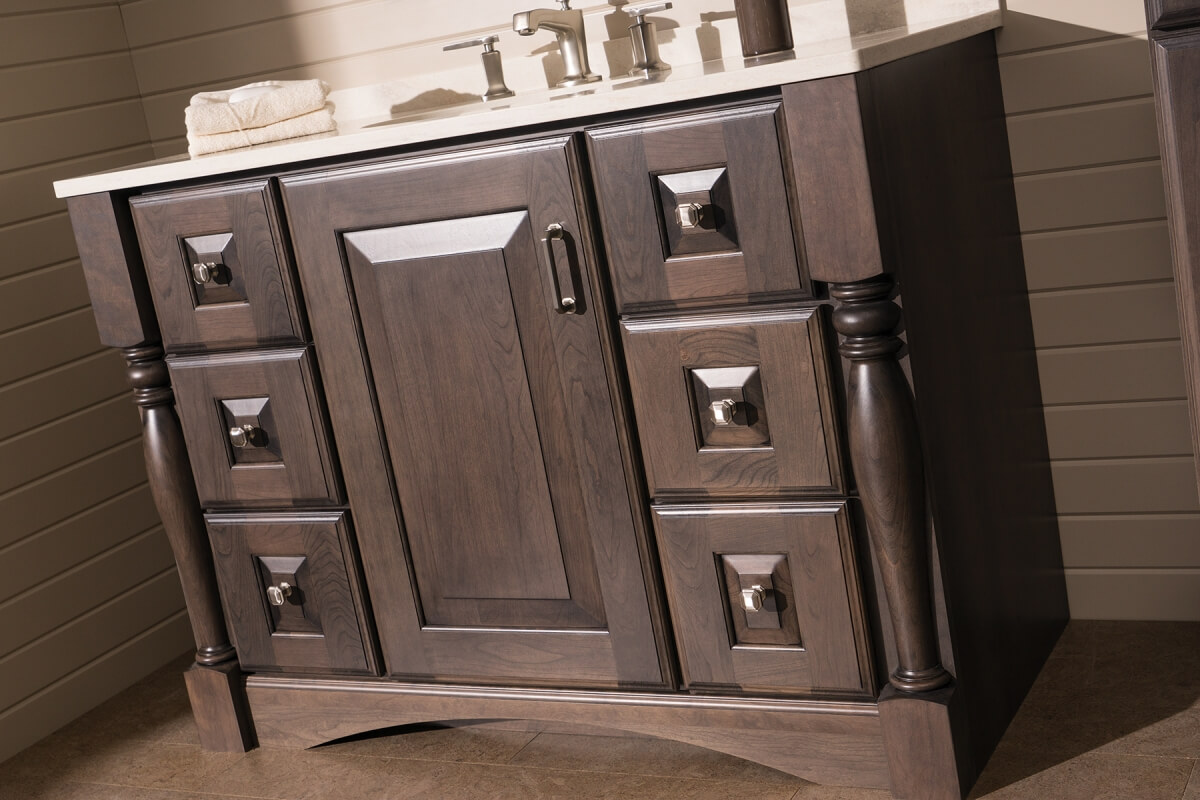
left=1093, top=708, right=1200, bottom=759
left=970, top=752, right=1192, bottom=800
left=55, top=741, right=242, bottom=792
left=508, top=730, right=801, bottom=784
left=1185, top=762, right=1199, bottom=800
left=217, top=747, right=801, bottom=800
left=789, top=784, right=893, bottom=799
left=317, top=722, right=537, bottom=763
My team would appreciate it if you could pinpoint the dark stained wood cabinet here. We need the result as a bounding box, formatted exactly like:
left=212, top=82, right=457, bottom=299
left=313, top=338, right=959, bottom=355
left=62, top=32, right=1067, bottom=800
left=207, top=512, right=375, bottom=675
left=130, top=181, right=305, bottom=352
left=279, top=138, right=665, bottom=687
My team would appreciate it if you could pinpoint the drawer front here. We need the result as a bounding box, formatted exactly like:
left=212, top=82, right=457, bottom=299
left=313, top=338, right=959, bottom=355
left=587, top=102, right=808, bottom=312
left=168, top=347, right=340, bottom=507
left=208, top=512, right=376, bottom=674
left=622, top=307, right=843, bottom=497
left=131, top=180, right=304, bottom=351
left=653, top=502, right=871, bottom=696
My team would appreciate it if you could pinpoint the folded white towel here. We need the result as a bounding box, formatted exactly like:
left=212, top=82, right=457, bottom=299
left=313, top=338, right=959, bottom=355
left=185, top=79, right=330, bottom=136
left=187, top=104, right=337, bottom=157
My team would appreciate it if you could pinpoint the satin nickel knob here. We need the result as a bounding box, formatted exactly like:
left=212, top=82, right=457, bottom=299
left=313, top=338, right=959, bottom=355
left=710, top=398, right=738, bottom=426
left=675, top=202, right=705, bottom=229
left=228, top=424, right=260, bottom=448
left=192, top=261, right=218, bottom=285
left=266, top=582, right=293, bottom=606
left=741, top=585, right=766, bottom=612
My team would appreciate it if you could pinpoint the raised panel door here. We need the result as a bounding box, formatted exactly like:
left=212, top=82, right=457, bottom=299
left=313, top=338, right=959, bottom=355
left=281, top=137, right=665, bottom=687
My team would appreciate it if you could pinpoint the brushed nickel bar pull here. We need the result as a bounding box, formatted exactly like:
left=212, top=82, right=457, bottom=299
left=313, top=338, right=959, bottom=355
left=541, top=223, right=577, bottom=314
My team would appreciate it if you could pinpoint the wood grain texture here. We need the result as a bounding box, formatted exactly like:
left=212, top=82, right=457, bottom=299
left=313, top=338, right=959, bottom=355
left=280, top=136, right=663, bottom=688
left=855, top=33, right=1069, bottom=772
left=829, top=276, right=949, bottom=695
left=66, top=193, right=160, bottom=348
left=621, top=307, right=843, bottom=497
left=124, top=344, right=236, bottom=668
left=207, top=512, right=377, bottom=675
left=1149, top=27, right=1200, bottom=503
left=652, top=502, right=872, bottom=696
left=130, top=180, right=305, bottom=352
left=343, top=213, right=607, bottom=630
left=587, top=102, right=808, bottom=311
left=167, top=347, right=341, bottom=508
left=246, top=676, right=890, bottom=788
left=877, top=684, right=971, bottom=800
left=781, top=74, right=885, bottom=285
left=183, top=661, right=256, bottom=753
left=1147, top=0, right=1200, bottom=29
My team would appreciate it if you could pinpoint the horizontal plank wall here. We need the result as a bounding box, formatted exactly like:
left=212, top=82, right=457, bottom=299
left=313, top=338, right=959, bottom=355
left=0, top=0, right=190, bottom=764
left=1000, top=0, right=1200, bottom=619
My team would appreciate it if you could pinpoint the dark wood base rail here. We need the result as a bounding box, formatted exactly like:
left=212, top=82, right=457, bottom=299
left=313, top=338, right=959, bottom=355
left=245, top=679, right=891, bottom=788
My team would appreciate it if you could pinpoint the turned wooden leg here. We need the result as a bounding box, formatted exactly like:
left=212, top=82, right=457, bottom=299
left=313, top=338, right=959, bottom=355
left=124, top=344, right=255, bottom=752
left=830, top=276, right=967, bottom=799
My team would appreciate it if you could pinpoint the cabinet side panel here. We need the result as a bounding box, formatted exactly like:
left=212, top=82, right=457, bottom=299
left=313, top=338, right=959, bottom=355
left=857, top=33, right=1069, bottom=770
left=781, top=76, right=885, bottom=285
left=66, top=192, right=160, bottom=348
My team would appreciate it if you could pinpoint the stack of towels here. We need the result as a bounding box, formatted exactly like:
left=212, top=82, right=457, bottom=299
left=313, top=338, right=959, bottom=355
left=185, top=79, right=336, bottom=157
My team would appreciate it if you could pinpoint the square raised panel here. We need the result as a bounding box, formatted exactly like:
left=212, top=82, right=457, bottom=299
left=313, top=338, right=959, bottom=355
left=589, top=102, right=810, bottom=311
left=208, top=512, right=376, bottom=674
left=622, top=307, right=843, bottom=497
left=168, top=347, right=341, bottom=508
left=653, top=502, right=872, bottom=696
left=131, top=180, right=305, bottom=351
left=655, top=167, right=739, bottom=258
left=689, top=365, right=770, bottom=449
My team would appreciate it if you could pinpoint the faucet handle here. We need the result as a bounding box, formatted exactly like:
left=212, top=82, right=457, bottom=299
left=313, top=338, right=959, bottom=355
left=628, top=1, right=672, bottom=19
left=557, top=0, right=571, bottom=8
left=442, top=35, right=514, bottom=101
left=443, top=34, right=501, bottom=53
left=627, top=1, right=672, bottom=77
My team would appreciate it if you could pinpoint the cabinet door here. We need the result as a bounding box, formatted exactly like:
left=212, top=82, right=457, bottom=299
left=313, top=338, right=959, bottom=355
left=281, top=138, right=664, bottom=687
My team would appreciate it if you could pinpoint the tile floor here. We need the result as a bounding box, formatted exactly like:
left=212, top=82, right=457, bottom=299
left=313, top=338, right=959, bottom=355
left=1, top=621, right=1196, bottom=799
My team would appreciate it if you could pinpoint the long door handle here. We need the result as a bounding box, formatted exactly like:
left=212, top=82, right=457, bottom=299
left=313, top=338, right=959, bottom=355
left=541, top=223, right=578, bottom=314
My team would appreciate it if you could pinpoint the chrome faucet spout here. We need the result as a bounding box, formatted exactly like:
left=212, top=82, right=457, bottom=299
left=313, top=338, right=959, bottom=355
left=513, top=2, right=601, bottom=88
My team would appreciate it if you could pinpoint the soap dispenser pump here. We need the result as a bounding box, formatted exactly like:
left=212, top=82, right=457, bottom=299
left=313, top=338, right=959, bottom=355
left=627, top=2, right=672, bottom=78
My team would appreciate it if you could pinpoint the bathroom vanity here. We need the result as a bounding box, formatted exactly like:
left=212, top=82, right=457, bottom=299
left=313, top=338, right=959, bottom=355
left=55, top=15, right=1067, bottom=799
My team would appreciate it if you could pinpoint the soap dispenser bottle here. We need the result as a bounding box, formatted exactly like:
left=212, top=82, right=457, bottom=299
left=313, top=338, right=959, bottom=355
left=733, top=0, right=793, bottom=58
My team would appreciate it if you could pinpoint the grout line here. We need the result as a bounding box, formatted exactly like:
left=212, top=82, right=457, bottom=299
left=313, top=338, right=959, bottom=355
left=505, top=730, right=540, bottom=764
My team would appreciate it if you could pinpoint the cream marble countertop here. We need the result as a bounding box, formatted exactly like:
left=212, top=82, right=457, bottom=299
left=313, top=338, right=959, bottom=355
left=53, top=8, right=1000, bottom=199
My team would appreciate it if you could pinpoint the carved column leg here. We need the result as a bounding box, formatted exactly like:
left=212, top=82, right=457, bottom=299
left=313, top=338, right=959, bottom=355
left=830, top=276, right=968, bottom=799
left=124, top=344, right=254, bottom=752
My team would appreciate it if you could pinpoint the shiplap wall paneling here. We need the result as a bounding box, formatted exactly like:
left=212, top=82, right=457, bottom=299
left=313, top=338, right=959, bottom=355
left=1000, top=0, right=1200, bottom=619
left=0, top=1, right=189, bottom=765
